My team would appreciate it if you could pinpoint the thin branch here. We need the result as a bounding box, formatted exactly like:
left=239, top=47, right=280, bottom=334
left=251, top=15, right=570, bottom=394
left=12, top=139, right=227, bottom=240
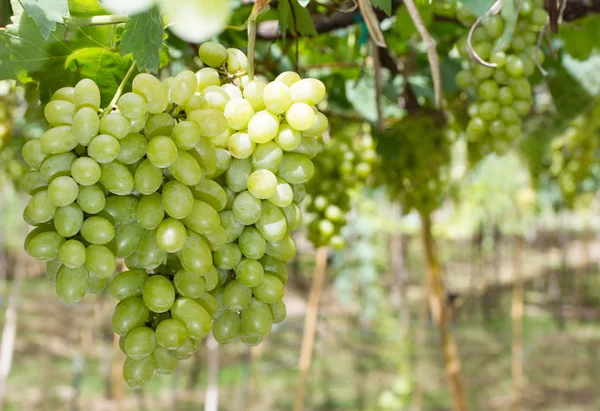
left=357, top=0, right=387, bottom=47
left=372, top=41, right=385, bottom=130
left=535, top=24, right=549, bottom=76
left=62, top=14, right=130, bottom=27
left=403, top=0, right=443, bottom=109
left=103, top=62, right=137, bottom=116
left=247, top=0, right=271, bottom=81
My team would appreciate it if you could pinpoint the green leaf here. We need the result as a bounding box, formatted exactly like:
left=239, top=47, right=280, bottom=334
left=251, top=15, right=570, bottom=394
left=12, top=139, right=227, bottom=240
left=372, top=0, right=392, bottom=16
left=66, top=48, right=133, bottom=106
left=67, top=0, right=105, bottom=16
left=394, top=4, right=432, bottom=39
left=289, top=0, right=317, bottom=36
left=20, top=0, right=70, bottom=40
left=0, top=1, right=128, bottom=103
left=120, top=6, right=164, bottom=73
left=278, top=0, right=291, bottom=40
left=461, top=0, right=495, bottom=18
left=492, top=0, right=516, bottom=52
left=560, top=15, right=600, bottom=61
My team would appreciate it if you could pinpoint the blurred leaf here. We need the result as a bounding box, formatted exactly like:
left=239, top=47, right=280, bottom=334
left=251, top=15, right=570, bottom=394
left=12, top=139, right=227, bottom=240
left=560, top=15, right=600, bottom=61
left=395, top=4, right=432, bottom=39
left=372, top=0, right=392, bottom=16
left=440, top=59, right=463, bottom=94
left=278, top=0, right=291, bottom=39
left=461, top=0, right=495, bottom=18
left=120, top=6, right=164, bottom=72
left=290, top=0, right=317, bottom=35
left=20, top=0, right=70, bottom=40
left=68, top=0, right=105, bottom=16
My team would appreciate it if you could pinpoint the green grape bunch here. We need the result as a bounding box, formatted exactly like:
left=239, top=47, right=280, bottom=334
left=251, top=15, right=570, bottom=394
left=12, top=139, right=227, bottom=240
left=373, top=114, right=452, bottom=214
left=21, top=41, right=328, bottom=388
left=454, top=0, right=549, bottom=154
left=305, top=128, right=377, bottom=248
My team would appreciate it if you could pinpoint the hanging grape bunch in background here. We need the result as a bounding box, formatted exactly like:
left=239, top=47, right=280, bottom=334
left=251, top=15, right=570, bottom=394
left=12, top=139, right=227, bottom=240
left=21, top=41, right=329, bottom=388
left=454, top=0, right=549, bottom=153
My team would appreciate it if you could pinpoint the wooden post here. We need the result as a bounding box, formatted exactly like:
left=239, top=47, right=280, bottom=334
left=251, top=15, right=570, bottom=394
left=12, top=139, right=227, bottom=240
left=419, top=212, right=469, bottom=411
left=511, top=236, right=524, bottom=411
left=293, top=246, right=329, bottom=411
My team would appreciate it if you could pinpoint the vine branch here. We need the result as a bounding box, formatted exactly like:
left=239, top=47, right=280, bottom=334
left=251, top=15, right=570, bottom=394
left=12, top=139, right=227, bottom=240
left=247, top=0, right=271, bottom=81
left=403, top=0, right=443, bottom=109
left=63, top=14, right=130, bottom=27
left=103, top=62, right=137, bottom=116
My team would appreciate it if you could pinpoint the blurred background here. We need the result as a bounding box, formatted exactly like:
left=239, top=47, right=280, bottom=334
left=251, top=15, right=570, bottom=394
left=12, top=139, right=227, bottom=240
left=1, top=0, right=600, bottom=410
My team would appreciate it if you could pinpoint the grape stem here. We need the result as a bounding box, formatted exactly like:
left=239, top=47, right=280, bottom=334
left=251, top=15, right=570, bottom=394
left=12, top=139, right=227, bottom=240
left=466, top=0, right=502, bottom=68
left=62, top=15, right=130, bottom=27
left=247, top=0, right=271, bottom=81
left=103, top=62, right=137, bottom=117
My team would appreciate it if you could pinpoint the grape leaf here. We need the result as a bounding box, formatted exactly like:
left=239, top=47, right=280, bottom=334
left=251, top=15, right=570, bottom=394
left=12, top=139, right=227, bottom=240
left=461, top=0, right=495, bottom=18
left=560, top=15, right=600, bottom=61
left=66, top=48, right=133, bottom=106
left=120, top=6, right=164, bottom=72
left=20, top=0, right=70, bottom=40
left=290, top=0, right=317, bottom=36
left=278, top=0, right=291, bottom=40
left=0, top=0, right=129, bottom=103
left=68, top=0, right=105, bottom=16
left=372, top=0, right=392, bottom=16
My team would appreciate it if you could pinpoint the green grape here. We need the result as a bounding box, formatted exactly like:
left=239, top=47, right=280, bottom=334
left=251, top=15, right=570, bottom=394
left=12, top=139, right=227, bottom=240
left=214, top=242, right=242, bottom=270
left=267, top=178, right=293, bottom=208
left=279, top=153, right=314, bottom=184
left=170, top=297, right=212, bottom=339
left=282, top=203, right=302, bottom=231
left=514, top=100, right=531, bottom=116
left=169, top=150, right=203, bottom=186
left=109, top=269, right=148, bottom=300
left=232, top=191, right=262, bottom=225
left=20, top=171, right=47, bottom=195
left=153, top=347, right=179, bottom=375
left=47, top=176, right=78, bottom=207
left=240, top=299, right=273, bottom=342
left=134, top=160, right=163, bottom=195
left=191, top=179, right=227, bottom=212
left=478, top=101, right=501, bottom=121
left=132, top=73, right=168, bottom=114
left=178, top=233, right=213, bottom=274
left=162, top=181, right=194, bottom=219
left=224, top=280, right=252, bottom=311
left=118, top=92, right=147, bottom=119
left=275, top=71, right=301, bottom=87
left=173, top=270, right=206, bottom=298
left=88, top=134, right=120, bottom=164
left=203, top=86, right=230, bottom=111
left=263, top=81, right=291, bottom=114
left=145, top=113, right=176, bottom=139
left=170, top=337, right=202, bottom=360
left=73, top=78, right=101, bottom=111
left=212, top=311, right=240, bottom=344
left=77, top=184, right=105, bottom=214
left=102, top=195, right=138, bottom=226
left=147, top=136, right=178, bottom=168
left=156, top=218, right=187, bottom=252
left=87, top=274, right=108, bottom=294
left=156, top=318, right=188, bottom=350
left=44, top=100, right=75, bottom=126
left=53, top=204, right=84, bottom=238
left=71, top=157, right=101, bottom=186
left=143, top=275, right=175, bottom=313
left=182, top=199, right=220, bottom=234
left=303, top=111, right=329, bottom=137
left=196, top=68, right=221, bottom=92
left=226, top=158, right=252, bottom=192
left=467, top=117, right=487, bottom=138
left=219, top=210, right=244, bottom=242
left=269, top=300, right=287, bottom=324
left=25, top=190, right=56, bottom=223
left=123, top=355, right=155, bottom=389
left=213, top=148, right=232, bottom=179
left=203, top=226, right=228, bottom=251
left=228, top=131, right=255, bottom=159
left=171, top=70, right=197, bottom=106
left=251, top=142, right=282, bottom=173
left=255, top=202, right=287, bottom=242
left=46, top=259, right=62, bottom=285
left=500, top=107, right=521, bottom=125
left=138, top=229, right=167, bottom=270
left=85, top=244, right=117, bottom=278
left=274, top=124, right=302, bottom=151
left=265, top=232, right=296, bottom=261
left=497, top=87, right=514, bottom=105
left=124, top=327, right=156, bottom=360
left=40, top=126, right=77, bottom=155
left=226, top=48, right=248, bottom=73
left=52, top=87, right=74, bottom=103
left=235, top=258, right=264, bottom=287
left=238, top=227, right=267, bottom=260
left=117, top=133, right=147, bottom=165
left=505, top=55, right=524, bottom=77
left=291, top=136, right=320, bottom=159
left=203, top=267, right=219, bottom=292
left=290, top=78, right=325, bottom=106
left=188, top=108, right=227, bottom=137
left=224, top=98, right=255, bottom=131
left=190, top=137, right=217, bottom=177
left=184, top=93, right=209, bottom=112
left=55, top=265, right=89, bottom=304
left=58, top=239, right=86, bottom=268
left=489, top=119, right=506, bottom=137
left=22, top=140, right=47, bottom=170
left=81, top=216, right=114, bottom=245
left=72, top=107, right=100, bottom=146
left=243, top=79, right=267, bottom=110
left=99, top=162, right=134, bottom=195
left=285, top=103, right=315, bottom=131
left=291, top=183, right=306, bottom=203
left=478, top=80, right=499, bottom=101
left=248, top=110, right=279, bottom=144
left=171, top=121, right=201, bottom=151
left=137, top=193, right=165, bottom=229
left=40, top=152, right=76, bottom=182
left=199, top=41, right=228, bottom=68
left=100, top=113, right=130, bottom=140
left=247, top=169, right=277, bottom=199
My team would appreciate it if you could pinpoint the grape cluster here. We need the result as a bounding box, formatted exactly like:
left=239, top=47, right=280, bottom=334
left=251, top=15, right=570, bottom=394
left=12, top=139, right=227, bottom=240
left=454, top=0, right=548, bottom=153
left=305, top=131, right=376, bottom=248
left=21, top=42, right=327, bottom=388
